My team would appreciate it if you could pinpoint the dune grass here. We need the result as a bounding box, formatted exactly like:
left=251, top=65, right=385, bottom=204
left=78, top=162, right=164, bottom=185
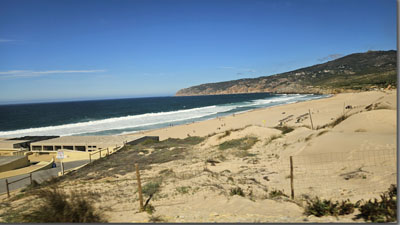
left=218, top=136, right=259, bottom=151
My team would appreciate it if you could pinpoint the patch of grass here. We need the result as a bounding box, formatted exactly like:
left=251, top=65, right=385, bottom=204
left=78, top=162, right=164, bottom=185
left=163, top=136, right=205, bottom=146
left=274, top=125, right=295, bottom=134
left=176, top=186, right=191, bottom=194
left=140, top=138, right=158, bottom=146
left=22, top=187, right=106, bottom=223
left=355, top=184, right=397, bottom=222
left=269, top=189, right=288, bottom=199
left=232, top=149, right=256, bottom=158
left=159, top=168, right=174, bottom=177
left=219, top=136, right=259, bottom=150
left=230, top=187, right=245, bottom=197
left=264, top=134, right=282, bottom=146
left=66, top=136, right=202, bottom=181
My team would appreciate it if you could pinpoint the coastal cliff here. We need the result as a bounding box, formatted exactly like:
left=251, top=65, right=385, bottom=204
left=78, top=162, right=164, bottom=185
left=176, top=50, right=396, bottom=96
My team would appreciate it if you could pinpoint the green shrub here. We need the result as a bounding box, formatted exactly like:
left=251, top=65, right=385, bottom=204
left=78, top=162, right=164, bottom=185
left=304, top=197, right=339, bottom=217
left=230, top=187, right=245, bottom=197
left=355, top=184, right=397, bottom=222
left=22, top=187, right=106, bottom=223
left=142, top=180, right=162, bottom=197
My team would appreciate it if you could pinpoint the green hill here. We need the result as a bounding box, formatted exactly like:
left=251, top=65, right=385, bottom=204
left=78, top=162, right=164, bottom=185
left=176, top=50, right=397, bottom=96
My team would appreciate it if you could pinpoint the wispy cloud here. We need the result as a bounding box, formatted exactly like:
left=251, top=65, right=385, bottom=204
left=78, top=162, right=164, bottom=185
left=0, top=70, right=106, bottom=79
left=318, top=54, right=343, bottom=62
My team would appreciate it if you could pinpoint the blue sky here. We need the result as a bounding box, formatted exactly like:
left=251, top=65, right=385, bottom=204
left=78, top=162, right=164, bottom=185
left=0, top=0, right=396, bottom=104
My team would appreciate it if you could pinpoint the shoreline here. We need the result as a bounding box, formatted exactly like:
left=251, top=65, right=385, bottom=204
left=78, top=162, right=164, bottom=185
left=129, top=89, right=395, bottom=141
left=124, top=93, right=335, bottom=140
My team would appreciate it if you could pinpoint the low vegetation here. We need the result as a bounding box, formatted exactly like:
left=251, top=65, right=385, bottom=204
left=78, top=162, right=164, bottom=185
left=304, top=198, right=356, bottom=217
left=219, top=136, right=259, bottom=150
left=22, top=187, right=106, bottom=223
left=355, top=184, right=397, bottom=222
left=304, top=185, right=397, bottom=222
left=268, top=189, right=288, bottom=199
left=218, top=130, right=231, bottom=139
left=142, top=179, right=162, bottom=214
left=230, top=187, right=245, bottom=197
left=67, top=136, right=205, bottom=180
left=264, top=134, right=282, bottom=146
left=318, top=113, right=350, bottom=129
left=274, top=125, right=295, bottom=134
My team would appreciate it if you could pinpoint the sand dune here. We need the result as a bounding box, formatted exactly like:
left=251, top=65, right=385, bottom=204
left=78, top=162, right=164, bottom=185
left=1, top=90, right=396, bottom=223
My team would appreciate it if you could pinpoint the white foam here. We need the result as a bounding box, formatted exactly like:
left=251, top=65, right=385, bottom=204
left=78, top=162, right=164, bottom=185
left=0, top=94, right=325, bottom=138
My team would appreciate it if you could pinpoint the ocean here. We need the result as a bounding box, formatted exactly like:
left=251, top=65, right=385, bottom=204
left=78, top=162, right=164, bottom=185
left=0, top=93, right=329, bottom=138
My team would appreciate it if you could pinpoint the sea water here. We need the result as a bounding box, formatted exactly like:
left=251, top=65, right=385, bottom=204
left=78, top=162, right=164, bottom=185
left=0, top=93, right=329, bottom=138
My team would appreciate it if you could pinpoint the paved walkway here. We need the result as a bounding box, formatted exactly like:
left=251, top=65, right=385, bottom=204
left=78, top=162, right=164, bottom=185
left=0, top=160, right=89, bottom=195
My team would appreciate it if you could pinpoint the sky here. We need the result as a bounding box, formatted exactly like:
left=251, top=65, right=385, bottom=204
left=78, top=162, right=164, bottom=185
left=0, top=0, right=397, bottom=104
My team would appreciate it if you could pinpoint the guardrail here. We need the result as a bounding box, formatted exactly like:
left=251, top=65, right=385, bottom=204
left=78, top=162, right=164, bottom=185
left=5, top=173, right=33, bottom=198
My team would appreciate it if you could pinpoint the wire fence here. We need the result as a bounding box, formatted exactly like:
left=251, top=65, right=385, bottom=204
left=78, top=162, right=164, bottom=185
left=267, top=148, right=396, bottom=200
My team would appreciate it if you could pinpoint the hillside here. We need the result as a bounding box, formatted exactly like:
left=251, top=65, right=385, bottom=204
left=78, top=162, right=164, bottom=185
left=176, top=50, right=397, bottom=96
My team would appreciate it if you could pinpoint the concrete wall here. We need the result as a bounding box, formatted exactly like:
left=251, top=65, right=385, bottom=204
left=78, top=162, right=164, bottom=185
left=0, top=155, right=30, bottom=172
left=0, top=149, right=17, bottom=156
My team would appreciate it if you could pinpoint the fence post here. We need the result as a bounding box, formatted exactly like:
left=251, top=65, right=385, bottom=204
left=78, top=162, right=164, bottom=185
left=89, top=153, right=92, bottom=163
left=5, top=179, right=10, bottom=198
left=61, top=161, right=65, bottom=176
left=30, top=173, right=33, bottom=185
left=107, top=148, right=109, bottom=156
left=135, top=163, right=144, bottom=212
left=290, top=156, right=294, bottom=199
left=308, top=109, right=314, bottom=130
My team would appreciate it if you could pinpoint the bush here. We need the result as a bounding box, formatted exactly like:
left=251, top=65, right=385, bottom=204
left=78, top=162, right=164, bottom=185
left=22, top=187, right=105, bottom=223
left=305, top=197, right=357, bottom=217
left=230, top=187, right=245, bottom=197
left=355, top=184, right=397, bottom=222
left=142, top=180, right=161, bottom=197
left=142, top=179, right=162, bottom=214
left=304, top=197, right=339, bottom=217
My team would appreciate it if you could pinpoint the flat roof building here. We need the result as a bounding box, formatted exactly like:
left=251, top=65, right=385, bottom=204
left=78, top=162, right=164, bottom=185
left=30, top=135, right=147, bottom=152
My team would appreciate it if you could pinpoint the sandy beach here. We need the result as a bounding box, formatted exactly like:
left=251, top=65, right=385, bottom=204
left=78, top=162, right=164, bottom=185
left=1, top=89, right=396, bottom=223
